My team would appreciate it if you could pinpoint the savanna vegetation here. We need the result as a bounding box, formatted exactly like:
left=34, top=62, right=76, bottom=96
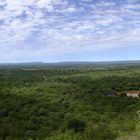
left=0, top=64, right=140, bottom=140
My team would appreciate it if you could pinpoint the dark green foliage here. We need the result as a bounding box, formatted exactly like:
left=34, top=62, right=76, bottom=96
left=68, top=119, right=85, bottom=132
left=0, top=66, right=140, bottom=139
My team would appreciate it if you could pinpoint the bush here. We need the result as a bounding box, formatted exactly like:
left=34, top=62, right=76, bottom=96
left=68, top=119, right=86, bottom=133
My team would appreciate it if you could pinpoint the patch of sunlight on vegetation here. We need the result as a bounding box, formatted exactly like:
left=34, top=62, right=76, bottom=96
left=116, top=110, right=140, bottom=140
left=45, top=131, right=80, bottom=140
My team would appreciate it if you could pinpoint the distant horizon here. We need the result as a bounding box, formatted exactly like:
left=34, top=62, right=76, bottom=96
left=1, top=59, right=140, bottom=64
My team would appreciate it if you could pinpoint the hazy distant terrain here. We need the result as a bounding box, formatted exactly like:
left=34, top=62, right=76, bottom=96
left=1, top=60, right=140, bottom=69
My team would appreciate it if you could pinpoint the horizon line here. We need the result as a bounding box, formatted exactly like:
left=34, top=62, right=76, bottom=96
left=1, top=59, right=140, bottom=64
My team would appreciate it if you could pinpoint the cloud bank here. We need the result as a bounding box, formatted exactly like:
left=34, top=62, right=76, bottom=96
left=0, top=0, right=140, bottom=62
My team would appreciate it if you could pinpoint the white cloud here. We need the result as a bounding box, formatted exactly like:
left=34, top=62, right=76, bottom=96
left=0, top=0, right=140, bottom=62
left=97, top=1, right=116, bottom=7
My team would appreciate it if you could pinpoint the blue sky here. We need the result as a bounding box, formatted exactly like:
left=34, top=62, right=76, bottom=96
left=0, top=0, right=140, bottom=62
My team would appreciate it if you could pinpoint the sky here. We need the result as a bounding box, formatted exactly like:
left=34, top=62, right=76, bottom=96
left=0, top=0, right=140, bottom=63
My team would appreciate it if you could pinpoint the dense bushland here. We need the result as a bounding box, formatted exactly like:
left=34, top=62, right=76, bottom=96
left=0, top=66, right=140, bottom=140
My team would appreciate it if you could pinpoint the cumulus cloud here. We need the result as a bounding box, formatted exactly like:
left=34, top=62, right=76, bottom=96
left=0, top=0, right=140, bottom=62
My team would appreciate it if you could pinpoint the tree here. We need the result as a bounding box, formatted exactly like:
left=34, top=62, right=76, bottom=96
left=68, top=119, right=85, bottom=133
